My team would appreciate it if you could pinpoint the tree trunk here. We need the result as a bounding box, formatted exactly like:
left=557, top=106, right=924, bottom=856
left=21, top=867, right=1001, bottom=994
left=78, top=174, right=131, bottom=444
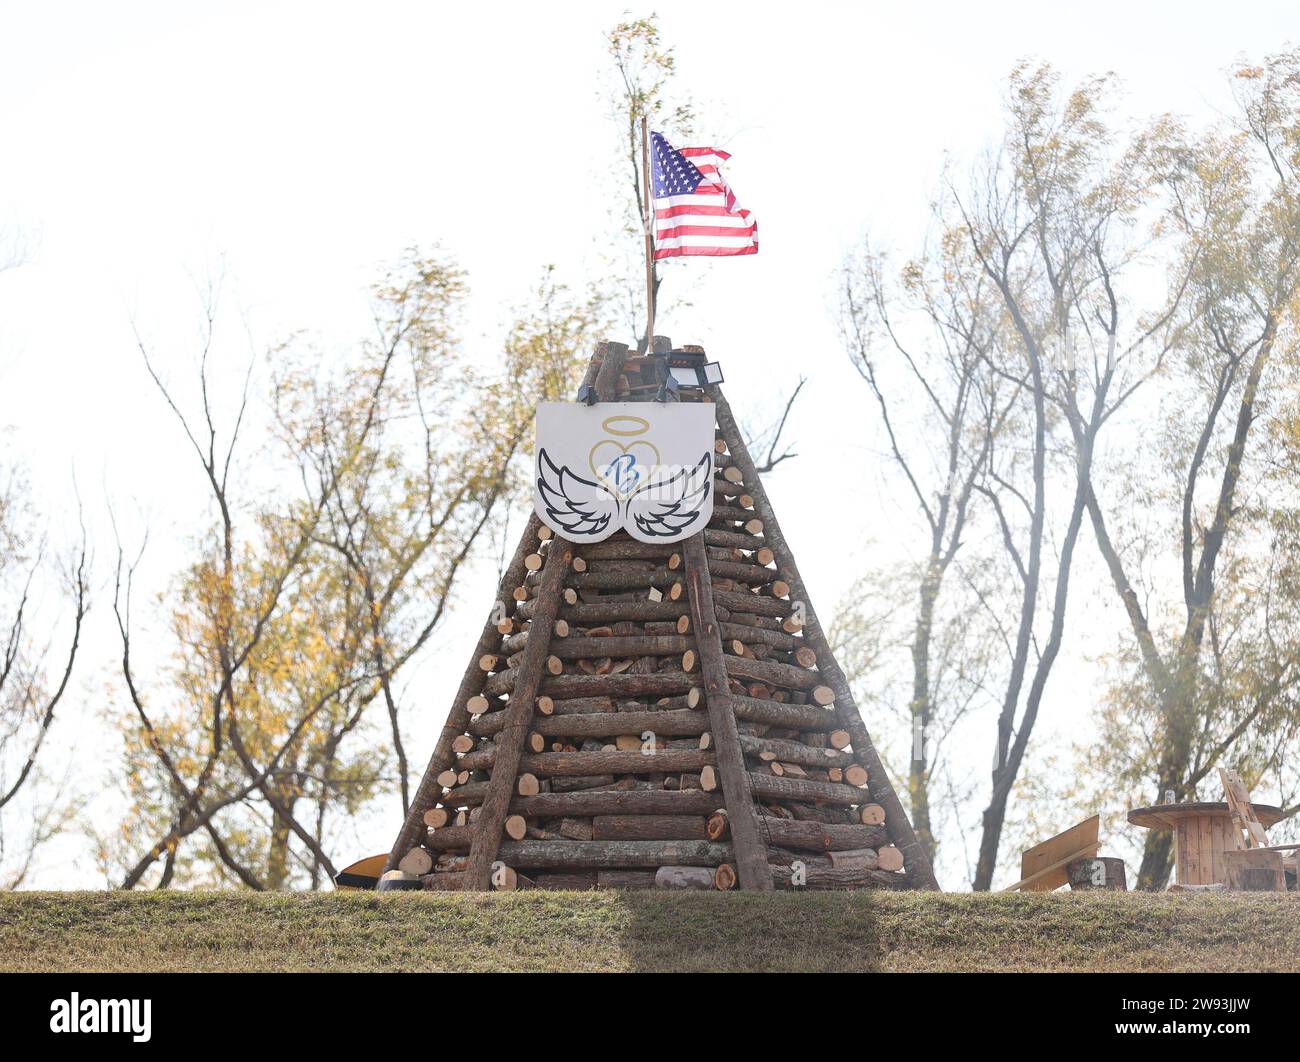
left=266, top=789, right=295, bottom=889
left=908, top=566, right=939, bottom=864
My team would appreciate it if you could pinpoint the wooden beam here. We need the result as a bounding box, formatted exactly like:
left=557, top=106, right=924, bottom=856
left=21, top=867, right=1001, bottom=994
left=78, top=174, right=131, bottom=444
left=519, top=748, right=714, bottom=776
left=682, top=532, right=773, bottom=891
left=497, top=839, right=731, bottom=869
left=529, top=709, right=707, bottom=739
left=709, top=385, right=940, bottom=891
left=760, top=819, right=888, bottom=852
left=383, top=514, right=543, bottom=872
left=386, top=342, right=613, bottom=873
left=510, top=788, right=721, bottom=818
left=747, top=771, right=867, bottom=806
left=464, top=537, right=573, bottom=888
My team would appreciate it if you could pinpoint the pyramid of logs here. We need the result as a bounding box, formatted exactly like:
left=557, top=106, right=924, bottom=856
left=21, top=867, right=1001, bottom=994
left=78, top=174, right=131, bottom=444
left=383, top=340, right=939, bottom=893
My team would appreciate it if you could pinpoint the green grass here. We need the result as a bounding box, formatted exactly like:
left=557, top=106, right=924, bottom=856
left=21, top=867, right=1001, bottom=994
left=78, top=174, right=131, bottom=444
left=2, top=890, right=1297, bottom=972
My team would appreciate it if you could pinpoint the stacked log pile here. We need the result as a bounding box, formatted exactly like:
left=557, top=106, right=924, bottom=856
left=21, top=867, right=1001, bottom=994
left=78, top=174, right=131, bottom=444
left=385, top=341, right=936, bottom=892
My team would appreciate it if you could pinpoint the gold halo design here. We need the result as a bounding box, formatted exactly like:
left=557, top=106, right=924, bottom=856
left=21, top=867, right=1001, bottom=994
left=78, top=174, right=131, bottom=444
left=601, top=415, right=650, bottom=437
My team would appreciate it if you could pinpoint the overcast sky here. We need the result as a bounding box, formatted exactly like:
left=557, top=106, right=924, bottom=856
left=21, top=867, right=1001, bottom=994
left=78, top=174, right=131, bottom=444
left=0, top=1, right=1293, bottom=887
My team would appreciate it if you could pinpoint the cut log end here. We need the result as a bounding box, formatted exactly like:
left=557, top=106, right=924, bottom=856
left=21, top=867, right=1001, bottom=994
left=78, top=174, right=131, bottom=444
left=398, top=847, right=434, bottom=876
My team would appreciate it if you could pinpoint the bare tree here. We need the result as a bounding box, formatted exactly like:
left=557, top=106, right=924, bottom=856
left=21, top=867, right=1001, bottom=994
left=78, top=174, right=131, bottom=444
left=840, top=238, right=1011, bottom=866
left=0, top=494, right=88, bottom=888
left=0, top=238, right=89, bottom=889
left=950, top=66, right=1196, bottom=888
left=1082, top=52, right=1300, bottom=886
left=848, top=64, right=1194, bottom=888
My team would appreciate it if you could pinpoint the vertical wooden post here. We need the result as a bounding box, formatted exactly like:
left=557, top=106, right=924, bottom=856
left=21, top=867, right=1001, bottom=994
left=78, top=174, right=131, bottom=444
left=463, top=341, right=628, bottom=889
left=464, top=537, right=573, bottom=889
left=385, top=514, right=542, bottom=872
left=708, top=386, right=941, bottom=891
left=682, top=533, right=773, bottom=890
left=641, top=116, right=656, bottom=352
left=385, top=344, right=611, bottom=873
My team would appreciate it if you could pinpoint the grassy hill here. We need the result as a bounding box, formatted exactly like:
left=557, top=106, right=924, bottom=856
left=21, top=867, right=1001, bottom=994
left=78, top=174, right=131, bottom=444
left=3, top=890, right=1298, bottom=972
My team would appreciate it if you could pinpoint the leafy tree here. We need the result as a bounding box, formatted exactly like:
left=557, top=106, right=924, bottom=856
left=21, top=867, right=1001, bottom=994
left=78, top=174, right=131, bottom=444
left=107, top=251, right=599, bottom=888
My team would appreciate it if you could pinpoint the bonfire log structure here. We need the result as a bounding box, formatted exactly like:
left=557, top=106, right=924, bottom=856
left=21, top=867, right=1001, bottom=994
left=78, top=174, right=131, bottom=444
left=385, top=340, right=939, bottom=892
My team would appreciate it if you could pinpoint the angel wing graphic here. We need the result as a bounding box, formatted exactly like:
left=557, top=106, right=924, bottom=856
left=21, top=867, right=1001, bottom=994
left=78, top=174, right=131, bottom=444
left=536, top=448, right=619, bottom=540
left=624, top=454, right=712, bottom=541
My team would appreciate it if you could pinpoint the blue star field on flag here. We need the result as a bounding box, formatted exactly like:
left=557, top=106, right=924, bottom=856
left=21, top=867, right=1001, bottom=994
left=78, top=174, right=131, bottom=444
left=651, top=132, right=706, bottom=197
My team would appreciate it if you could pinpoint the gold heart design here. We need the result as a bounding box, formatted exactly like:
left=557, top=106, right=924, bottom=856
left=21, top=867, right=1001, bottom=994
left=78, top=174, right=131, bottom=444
left=590, top=439, right=661, bottom=497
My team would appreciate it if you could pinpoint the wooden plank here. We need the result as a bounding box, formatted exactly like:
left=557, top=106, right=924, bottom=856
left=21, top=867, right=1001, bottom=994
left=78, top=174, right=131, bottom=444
left=335, top=853, right=387, bottom=890
left=1201, top=813, right=1218, bottom=885
left=1017, top=815, right=1100, bottom=893
left=1220, top=767, right=1271, bottom=847
left=682, top=532, right=772, bottom=891
left=1003, top=842, right=1100, bottom=892
left=1180, top=818, right=1199, bottom=884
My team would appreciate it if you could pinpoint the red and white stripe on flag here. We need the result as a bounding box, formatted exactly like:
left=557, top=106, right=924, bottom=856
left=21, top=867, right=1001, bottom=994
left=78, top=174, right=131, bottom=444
left=653, top=147, right=758, bottom=259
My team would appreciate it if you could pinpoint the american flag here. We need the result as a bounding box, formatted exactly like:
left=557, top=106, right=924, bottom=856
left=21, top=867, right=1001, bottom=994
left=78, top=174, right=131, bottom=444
left=650, top=131, right=758, bottom=259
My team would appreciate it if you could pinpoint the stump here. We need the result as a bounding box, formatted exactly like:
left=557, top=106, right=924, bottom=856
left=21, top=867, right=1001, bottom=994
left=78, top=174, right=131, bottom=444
left=1066, top=856, right=1126, bottom=891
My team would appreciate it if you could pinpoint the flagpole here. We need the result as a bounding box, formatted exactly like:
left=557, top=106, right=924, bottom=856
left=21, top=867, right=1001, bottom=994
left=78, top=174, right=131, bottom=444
left=640, top=115, right=656, bottom=352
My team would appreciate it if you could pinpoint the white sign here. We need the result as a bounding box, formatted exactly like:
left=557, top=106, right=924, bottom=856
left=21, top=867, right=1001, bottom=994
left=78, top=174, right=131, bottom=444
left=534, top=402, right=714, bottom=544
